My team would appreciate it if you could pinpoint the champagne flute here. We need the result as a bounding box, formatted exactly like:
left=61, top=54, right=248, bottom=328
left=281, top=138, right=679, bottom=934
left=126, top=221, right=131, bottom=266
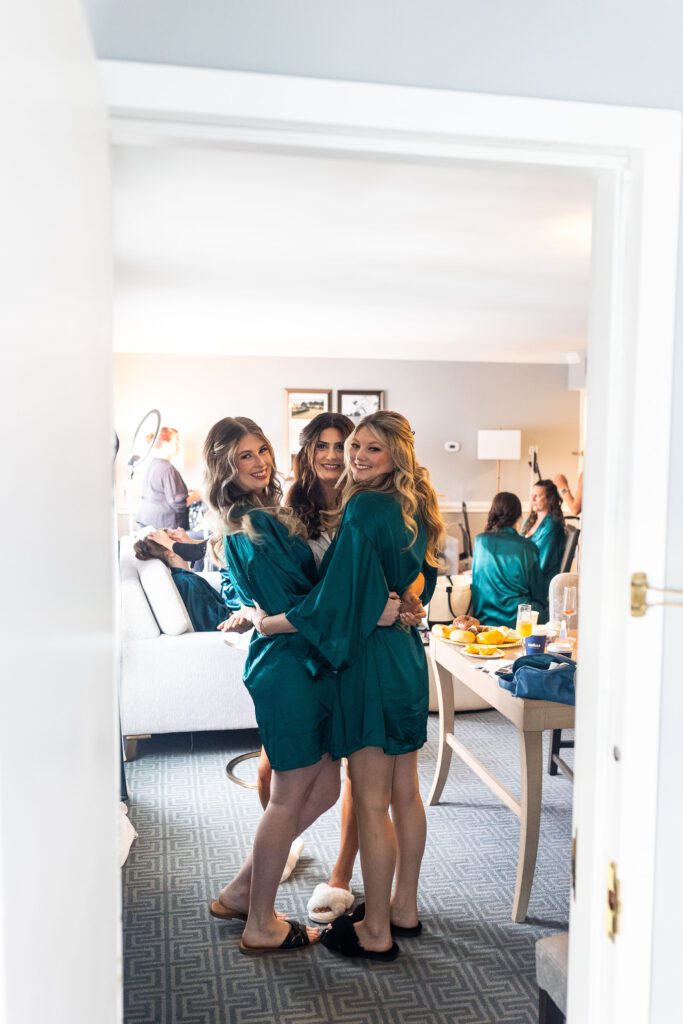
left=562, top=585, right=577, bottom=634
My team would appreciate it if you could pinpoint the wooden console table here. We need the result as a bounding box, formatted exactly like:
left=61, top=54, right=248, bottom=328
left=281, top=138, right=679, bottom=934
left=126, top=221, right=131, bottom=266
left=428, top=635, right=575, bottom=923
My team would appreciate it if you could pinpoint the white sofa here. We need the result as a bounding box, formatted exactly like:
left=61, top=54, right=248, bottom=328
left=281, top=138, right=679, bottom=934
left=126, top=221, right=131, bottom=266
left=118, top=534, right=257, bottom=740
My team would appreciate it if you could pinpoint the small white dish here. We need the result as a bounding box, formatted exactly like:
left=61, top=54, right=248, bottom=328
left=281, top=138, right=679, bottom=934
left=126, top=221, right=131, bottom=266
left=547, top=641, right=574, bottom=654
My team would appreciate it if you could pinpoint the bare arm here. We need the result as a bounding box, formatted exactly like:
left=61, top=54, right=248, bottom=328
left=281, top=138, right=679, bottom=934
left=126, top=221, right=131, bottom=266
left=553, top=472, right=583, bottom=516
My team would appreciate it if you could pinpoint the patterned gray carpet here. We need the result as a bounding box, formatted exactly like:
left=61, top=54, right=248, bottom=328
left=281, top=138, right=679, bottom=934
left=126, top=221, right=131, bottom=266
left=123, top=713, right=573, bottom=1024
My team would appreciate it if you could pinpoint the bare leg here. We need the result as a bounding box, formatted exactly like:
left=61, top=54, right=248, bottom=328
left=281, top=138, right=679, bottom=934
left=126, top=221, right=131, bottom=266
left=256, top=746, right=271, bottom=811
left=310, top=767, right=360, bottom=915
left=347, top=747, right=395, bottom=953
left=219, top=755, right=340, bottom=941
left=328, top=771, right=359, bottom=889
left=390, top=751, right=425, bottom=929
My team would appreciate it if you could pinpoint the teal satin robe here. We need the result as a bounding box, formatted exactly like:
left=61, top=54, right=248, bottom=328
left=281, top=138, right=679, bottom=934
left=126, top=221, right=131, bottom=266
left=288, top=490, right=435, bottom=759
left=170, top=568, right=232, bottom=633
left=223, top=510, right=335, bottom=771
left=524, top=515, right=566, bottom=591
left=471, top=527, right=548, bottom=628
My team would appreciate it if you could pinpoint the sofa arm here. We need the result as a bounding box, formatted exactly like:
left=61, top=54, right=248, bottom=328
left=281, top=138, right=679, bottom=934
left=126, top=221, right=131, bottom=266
left=120, top=631, right=257, bottom=736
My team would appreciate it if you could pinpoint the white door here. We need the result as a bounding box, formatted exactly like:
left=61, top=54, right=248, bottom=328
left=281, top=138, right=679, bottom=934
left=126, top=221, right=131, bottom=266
left=568, top=132, right=681, bottom=1021
left=0, top=4, right=118, bottom=1024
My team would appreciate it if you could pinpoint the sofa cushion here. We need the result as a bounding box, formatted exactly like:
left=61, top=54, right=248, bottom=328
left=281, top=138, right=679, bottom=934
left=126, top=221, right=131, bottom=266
left=137, top=557, right=194, bottom=636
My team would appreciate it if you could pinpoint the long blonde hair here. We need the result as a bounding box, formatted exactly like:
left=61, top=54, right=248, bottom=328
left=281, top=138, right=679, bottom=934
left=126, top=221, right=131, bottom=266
left=203, top=417, right=304, bottom=539
left=341, top=410, right=445, bottom=567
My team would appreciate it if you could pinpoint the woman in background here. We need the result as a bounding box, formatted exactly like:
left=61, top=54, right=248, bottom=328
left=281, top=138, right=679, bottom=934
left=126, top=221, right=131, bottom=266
left=133, top=533, right=229, bottom=632
left=137, top=426, right=197, bottom=529
left=521, top=479, right=566, bottom=590
left=471, top=491, right=547, bottom=626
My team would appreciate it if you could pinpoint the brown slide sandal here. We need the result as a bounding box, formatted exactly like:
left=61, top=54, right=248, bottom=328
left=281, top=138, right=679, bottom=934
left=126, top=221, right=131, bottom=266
left=208, top=899, right=248, bottom=922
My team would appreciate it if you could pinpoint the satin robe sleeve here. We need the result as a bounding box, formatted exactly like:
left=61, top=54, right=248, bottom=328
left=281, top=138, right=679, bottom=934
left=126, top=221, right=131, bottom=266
left=171, top=570, right=230, bottom=632
left=286, top=509, right=390, bottom=672
left=224, top=511, right=318, bottom=614
left=534, top=516, right=566, bottom=584
left=421, top=562, right=438, bottom=605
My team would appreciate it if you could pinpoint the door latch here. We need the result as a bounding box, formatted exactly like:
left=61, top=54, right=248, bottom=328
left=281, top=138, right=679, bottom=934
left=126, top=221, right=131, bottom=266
left=631, top=572, right=683, bottom=617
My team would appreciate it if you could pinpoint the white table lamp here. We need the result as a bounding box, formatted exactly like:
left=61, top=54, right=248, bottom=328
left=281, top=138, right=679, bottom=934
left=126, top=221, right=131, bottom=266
left=477, top=429, right=522, bottom=492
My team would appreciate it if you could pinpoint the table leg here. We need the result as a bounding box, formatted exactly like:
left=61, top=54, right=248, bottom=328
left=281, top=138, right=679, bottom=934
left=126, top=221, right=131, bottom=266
left=428, top=651, right=455, bottom=806
left=512, top=729, right=543, bottom=922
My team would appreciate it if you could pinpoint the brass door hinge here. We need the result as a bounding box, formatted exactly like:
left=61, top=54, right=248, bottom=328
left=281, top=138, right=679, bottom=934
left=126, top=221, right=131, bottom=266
left=606, top=861, right=620, bottom=940
left=631, top=572, right=683, bottom=617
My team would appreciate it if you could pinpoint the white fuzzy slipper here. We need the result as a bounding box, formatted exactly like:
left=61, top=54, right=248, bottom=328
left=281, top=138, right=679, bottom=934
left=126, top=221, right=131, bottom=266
left=279, top=836, right=304, bottom=883
left=307, top=883, right=355, bottom=923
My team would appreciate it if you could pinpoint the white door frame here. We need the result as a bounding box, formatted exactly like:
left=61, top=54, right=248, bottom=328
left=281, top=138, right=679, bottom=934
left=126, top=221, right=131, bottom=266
left=100, top=60, right=681, bottom=1023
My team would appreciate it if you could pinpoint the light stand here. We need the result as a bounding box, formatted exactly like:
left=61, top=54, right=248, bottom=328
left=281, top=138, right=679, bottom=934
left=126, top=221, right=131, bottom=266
left=124, top=409, right=161, bottom=535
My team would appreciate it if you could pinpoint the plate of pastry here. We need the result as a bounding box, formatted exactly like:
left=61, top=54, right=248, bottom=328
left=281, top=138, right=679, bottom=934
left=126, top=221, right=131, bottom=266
left=461, top=644, right=504, bottom=659
left=431, top=624, right=522, bottom=648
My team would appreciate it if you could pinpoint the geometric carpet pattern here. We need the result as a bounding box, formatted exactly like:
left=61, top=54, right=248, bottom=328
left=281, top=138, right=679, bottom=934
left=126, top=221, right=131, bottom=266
left=123, top=712, right=573, bottom=1024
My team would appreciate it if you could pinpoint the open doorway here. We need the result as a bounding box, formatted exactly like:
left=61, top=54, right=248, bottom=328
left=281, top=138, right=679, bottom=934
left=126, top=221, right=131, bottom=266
left=105, top=62, right=680, bottom=1023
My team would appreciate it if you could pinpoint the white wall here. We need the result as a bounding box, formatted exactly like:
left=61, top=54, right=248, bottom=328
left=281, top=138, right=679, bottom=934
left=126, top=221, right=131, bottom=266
left=114, top=352, right=580, bottom=515
left=86, top=2, right=683, bottom=1016
left=0, top=4, right=116, bottom=1023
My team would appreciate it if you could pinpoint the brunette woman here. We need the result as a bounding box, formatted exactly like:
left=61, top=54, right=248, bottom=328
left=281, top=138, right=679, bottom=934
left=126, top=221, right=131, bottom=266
left=522, top=479, right=566, bottom=590
left=471, top=491, right=547, bottom=626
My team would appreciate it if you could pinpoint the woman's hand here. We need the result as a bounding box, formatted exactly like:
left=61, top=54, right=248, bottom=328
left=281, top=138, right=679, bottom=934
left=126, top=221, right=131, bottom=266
left=399, top=591, right=426, bottom=627
left=165, top=527, right=194, bottom=543
left=148, top=529, right=174, bottom=550
left=377, top=592, right=401, bottom=627
left=217, top=606, right=255, bottom=633
left=186, top=490, right=202, bottom=506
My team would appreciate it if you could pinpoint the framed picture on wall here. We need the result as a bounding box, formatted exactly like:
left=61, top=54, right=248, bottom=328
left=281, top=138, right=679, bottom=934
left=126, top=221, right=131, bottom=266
left=284, top=388, right=332, bottom=470
left=337, top=389, right=385, bottom=425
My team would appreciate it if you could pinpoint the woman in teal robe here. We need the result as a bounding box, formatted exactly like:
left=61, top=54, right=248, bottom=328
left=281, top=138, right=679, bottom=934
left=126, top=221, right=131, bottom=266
left=253, top=411, right=444, bottom=962
left=169, top=567, right=232, bottom=632
left=133, top=533, right=238, bottom=632
left=471, top=492, right=547, bottom=627
left=522, top=479, right=566, bottom=590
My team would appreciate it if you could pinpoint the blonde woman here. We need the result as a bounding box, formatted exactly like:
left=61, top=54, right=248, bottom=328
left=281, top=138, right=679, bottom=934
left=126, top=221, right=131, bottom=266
left=252, top=411, right=444, bottom=961
left=203, top=416, right=399, bottom=955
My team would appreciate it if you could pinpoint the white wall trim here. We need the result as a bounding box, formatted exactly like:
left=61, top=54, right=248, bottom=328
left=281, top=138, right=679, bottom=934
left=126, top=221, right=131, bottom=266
left=99, top=61, right=681, bottom=1023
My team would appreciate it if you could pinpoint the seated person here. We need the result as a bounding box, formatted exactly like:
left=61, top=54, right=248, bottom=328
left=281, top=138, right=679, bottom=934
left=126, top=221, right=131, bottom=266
left=150, top=528, right=241, bottom=613
left=133, top=533, right=230, bottom=632
left=471, top=491, right=548, bottom=627
left=521, top=479, right=566, bottom=590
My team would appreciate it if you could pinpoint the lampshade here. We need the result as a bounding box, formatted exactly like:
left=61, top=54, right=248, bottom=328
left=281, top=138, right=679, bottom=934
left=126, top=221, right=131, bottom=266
left=477, top=429, right=521, bottom=461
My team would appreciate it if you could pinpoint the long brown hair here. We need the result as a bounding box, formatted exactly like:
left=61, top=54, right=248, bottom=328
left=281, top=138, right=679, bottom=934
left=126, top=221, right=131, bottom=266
left=203, top=417, right=303, bottom=539
left=340, top=410, right=445, bottom=567
left=522, top=479, right=565, bottom=534
left=485, top=492, right=522, bottom=533
left=286, top=412, right=353, bottom=538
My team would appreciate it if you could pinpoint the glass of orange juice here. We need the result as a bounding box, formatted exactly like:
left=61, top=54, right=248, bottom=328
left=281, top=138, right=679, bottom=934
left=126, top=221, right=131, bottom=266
left=516, top=604, right=533, bottom=638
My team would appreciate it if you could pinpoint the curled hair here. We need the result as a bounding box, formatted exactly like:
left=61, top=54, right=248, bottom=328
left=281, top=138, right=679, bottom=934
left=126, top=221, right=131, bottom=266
left=522, top=479, right=565, bottom=534
left=202, top=416, right=304, bottom=540
left=286, top=412, right=353, bottom=538
left=340, top=410, right=445, bottom=567
left=134, top=537, right=171, bottom=563
left=485, top=492, right=522, bottom=533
